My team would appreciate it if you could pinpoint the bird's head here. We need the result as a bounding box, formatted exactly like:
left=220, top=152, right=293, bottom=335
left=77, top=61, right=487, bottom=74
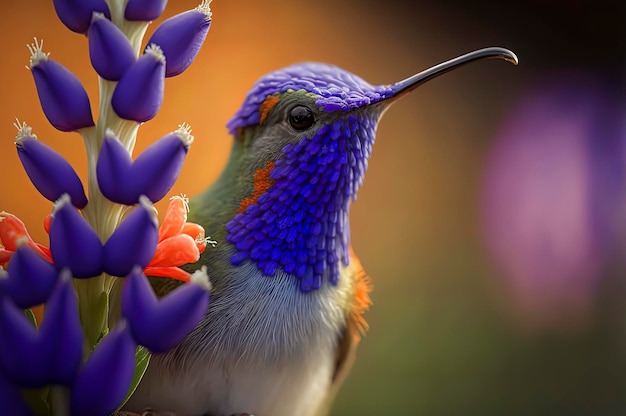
left=202, top=48, right=517, bottom=292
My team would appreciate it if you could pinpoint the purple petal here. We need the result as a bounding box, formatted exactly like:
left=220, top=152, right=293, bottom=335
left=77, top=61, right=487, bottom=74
left=16, top=133, right=87, bottom=208
left=122, top=267, right=209, bottom=353
left=0, top=295, right=46, bottom=387
left=129, top=125, right=193, bottom=203
left=103, top=197, right=158, bottom=277
left=50, top=194, right=104, bottom=278
left=29, top=41, right=95, bottom=131
left=147, top=4, right=212, bottom=77
left=88, top=13, right=135, bottom=81
left=111, top=45, right=165, bottom=122
left=125, top=0, right=168, bottom=21
left=1, top=245, right=58, bottom=309
left=0, top=371, right=34, bottom=416
left=71, top=321, right=136, bottom=416
left=96, top=131, right=136, bottom=205
left=39, top=270, right=83, bottom=384
left=53, top=0, right=110, bottom=33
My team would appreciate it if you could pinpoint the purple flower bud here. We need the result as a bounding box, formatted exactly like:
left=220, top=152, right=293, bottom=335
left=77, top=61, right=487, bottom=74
left=122, top=267, right=210, bottom=353
left=98, top=125, right=193, bottom=205
left=0, top=295, right=47, bottom=387
left=71, top=321, right=136, bottom=416
left=53, top=0, right=110, bottom=33
left=125, top=0, right=168, bottom=21
left=15, top=122, right=87, bottom=209
left=0, top=371, right=33, bottom=416
left=103, top=196, right=158, bottom=277
left=147, top=1, right=212, bottom=77
left=96, top=130, right=135, bottom=205
left=111, top=44, right=165, bottom=122
left=131, top=125, right=193, bottom=202
left=28, top=39, right=95, bottom=132
left=88, top=13, right=135, bottom=81
left=38, top=270, right=83, bottom=384
left=1, top=245, right=58, bottom=309
left=50, top=194, right=104, bottom=278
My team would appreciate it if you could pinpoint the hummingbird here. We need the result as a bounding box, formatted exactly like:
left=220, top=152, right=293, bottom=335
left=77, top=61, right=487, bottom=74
left=125, top=47, right=517, bottom=416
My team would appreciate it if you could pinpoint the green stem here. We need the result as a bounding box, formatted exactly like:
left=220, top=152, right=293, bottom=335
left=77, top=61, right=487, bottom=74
left=48, top=385, right=71, bottom=416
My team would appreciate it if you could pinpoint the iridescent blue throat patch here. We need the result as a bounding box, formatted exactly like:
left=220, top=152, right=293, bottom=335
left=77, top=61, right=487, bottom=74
left=225, top=114, right=376, bottom=292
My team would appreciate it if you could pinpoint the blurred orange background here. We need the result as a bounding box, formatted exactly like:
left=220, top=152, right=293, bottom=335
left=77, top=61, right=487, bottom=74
left=0, top=1, right=624, bottom=415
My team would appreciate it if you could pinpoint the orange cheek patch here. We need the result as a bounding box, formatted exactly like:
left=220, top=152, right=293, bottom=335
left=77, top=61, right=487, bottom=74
left=239, top=161, right=276, bottom=213
left=259, top=95, right=280, bottom=125
left=349, top=246, right=373, bottom=338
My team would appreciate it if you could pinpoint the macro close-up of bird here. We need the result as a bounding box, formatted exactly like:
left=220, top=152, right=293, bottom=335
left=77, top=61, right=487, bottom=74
left=1, top=1, right=623, bottom=415
left=125, top=48, right=517, bottom=416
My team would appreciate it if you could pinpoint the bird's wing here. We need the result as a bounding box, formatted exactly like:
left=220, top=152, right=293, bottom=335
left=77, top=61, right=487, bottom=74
left=316, top=249, right=373, bottom=416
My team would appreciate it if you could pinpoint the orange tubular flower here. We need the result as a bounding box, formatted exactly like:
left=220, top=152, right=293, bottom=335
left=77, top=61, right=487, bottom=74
left=0, top=212, right=52, bottom=268
left=144, top=195, right=214, bottom=282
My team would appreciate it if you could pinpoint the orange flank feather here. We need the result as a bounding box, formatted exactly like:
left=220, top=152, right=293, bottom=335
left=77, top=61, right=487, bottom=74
left=259, top=94, right=280, bottom=125
left=348, top=246, right=373, bottom=338
left=238, top=161, right=276, bottom=212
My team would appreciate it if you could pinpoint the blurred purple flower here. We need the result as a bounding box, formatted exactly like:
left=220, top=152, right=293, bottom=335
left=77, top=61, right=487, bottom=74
left=0, top=245, right=58, bottom=309
left=0, top=271, right=83, bottom=387
left=0, top=371, right=33, bottom=415
left=125, top=0, right=168, bottom=21
left=71, top=321, right=136, bottom=416
left=481, top=75, right=626, bottom=327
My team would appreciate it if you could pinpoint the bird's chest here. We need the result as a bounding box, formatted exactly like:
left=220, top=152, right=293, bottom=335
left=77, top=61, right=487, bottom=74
left=134, top=261, right=353, bottom=416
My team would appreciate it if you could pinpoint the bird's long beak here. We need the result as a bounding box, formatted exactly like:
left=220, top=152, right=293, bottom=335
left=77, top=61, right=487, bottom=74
left=386, top=47, right=518, bottom=101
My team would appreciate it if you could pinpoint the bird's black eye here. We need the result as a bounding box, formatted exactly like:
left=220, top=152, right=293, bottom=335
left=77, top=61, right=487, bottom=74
left=288, top=105, right=315, bottom=131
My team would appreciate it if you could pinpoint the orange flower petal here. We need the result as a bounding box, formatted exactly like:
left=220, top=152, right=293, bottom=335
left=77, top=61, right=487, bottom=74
left=0, top=212, right=49, bottom=260
left=44, top=214, right=53, bottom=234
left=181, top=222, right=208, bottom=253
left=0, top=212, right=32, bottom=251
left=158, top=195, right=188, bottom=242
left=148, top=234, right=200, bottom=267
left=36, top=244, right=53, bottom=263
left=143, top=266, right=191, bottom=282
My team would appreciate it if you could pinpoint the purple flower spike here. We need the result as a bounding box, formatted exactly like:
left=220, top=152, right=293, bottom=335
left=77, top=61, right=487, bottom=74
left=97, top=125, right=193, bottom=205
left=14, top=121, right=87, bottom=208
left=38, top=270, right=83, bottom=384
left=71, top=321, right=136, bottom=416
left=1, top=245, right=58, bottom=309
left=130, top=124, right=193, bottom=202
left=111, top=44, right=165, bottom=122
left=53, top=0, right=110, bottom=33
left=122, top=266, right=210, bottom=353
left=96, top=130, right=136, bottom=205
left=88, top=13, right=135, bottom=81
left=103, top=196, right=158, bottom=277
left=0, top=295, right=46, bottom=387
left=147, top=1, right=212, bottom=77
left=125, top=0, right=168, bottom=21
left=0, top=371, right=34, bottom=416
left=50, top=194, right=104, bottom=278
left=28, top=39, right=95, bottom=132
